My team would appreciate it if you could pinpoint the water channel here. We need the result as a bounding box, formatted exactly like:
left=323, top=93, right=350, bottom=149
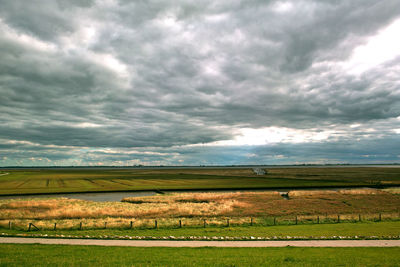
left=0, top=186, right=397, bottom=202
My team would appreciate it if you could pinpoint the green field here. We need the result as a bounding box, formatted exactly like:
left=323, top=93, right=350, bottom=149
left=0, top=244, right=399, bottom=266
left=2, top=221, right=399, bottom=240
left=0, top=167, right=399, bottom=195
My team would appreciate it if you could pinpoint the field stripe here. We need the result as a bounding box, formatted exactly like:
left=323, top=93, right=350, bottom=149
left=15, top=180, right=30, bottom=188
left=109, top=179, right=134, bottom=186
left=0, top=181, right=22, bottom=190
left=1, top=238, right=400, bottom=247
left=83, top=179, right=104, bottom=187
left=93, top=179, right=122, bottom=187
left=57, top=179, right=66, bottom=188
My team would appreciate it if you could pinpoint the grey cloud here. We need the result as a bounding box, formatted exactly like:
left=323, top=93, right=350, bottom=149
left=0, top=0, right=94, bottom=41
left=0, top=0, right=400, bottom=165
left=278, top=1, right=400, bottom=72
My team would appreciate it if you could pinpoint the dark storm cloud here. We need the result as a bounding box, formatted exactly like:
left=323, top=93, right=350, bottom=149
left=0, top=0, right=95, bottom=41
left=0, top=0, right=399, bottom=165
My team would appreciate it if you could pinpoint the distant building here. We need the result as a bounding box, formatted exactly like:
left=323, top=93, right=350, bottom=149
left=253, top=168, right=266, bottom=175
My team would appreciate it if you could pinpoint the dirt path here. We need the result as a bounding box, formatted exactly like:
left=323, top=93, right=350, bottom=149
left=1, top=237, right=399, bottom=247
left=0, top=173, right=9, bottom=177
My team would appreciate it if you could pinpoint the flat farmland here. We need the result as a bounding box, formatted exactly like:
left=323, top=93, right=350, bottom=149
left=0, top=167, right=399, bottom=195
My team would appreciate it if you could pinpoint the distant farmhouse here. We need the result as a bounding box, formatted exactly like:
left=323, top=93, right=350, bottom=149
left=252, top=168, right=267, bottom=175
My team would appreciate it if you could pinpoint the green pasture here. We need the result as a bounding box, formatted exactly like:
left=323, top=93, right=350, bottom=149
left=0, top=167, right=399, bottom=195
left=1, top=221, right=399, bottom=240
left=0, top=244, right=399, bottom=266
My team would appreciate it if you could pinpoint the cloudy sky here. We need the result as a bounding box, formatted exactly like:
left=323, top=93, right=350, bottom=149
left=1, top=0, right=400, bottom=166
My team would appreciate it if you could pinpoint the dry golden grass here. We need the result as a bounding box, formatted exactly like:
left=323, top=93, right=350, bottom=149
left=122, top=192, right=278, bottom=203
left=0, top=200, right=61, bottom=210
left=1, top=190, right=399, bottom=223
left=382, top=188, right=400, bottom=194
left=288, top=190, right=337, bottom=197
left=0, top=193, right=253, bottom=220
left=288, top=188, right=386, bottom=197
left=338, top=188, right=387, bottom=195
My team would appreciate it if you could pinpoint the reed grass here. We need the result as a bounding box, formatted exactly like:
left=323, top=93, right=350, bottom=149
left=1, top=191, right=399, bottom=224
left=288, top=188, right=386, bottom=197
left=382, top=188, right=400, bottom=194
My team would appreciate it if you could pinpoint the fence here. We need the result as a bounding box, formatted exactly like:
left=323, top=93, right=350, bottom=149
left=1, top=212, right=399, bottom=231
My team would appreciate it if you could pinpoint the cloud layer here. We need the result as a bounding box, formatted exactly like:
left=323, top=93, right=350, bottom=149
left=0, top=0, right=399, bottom=165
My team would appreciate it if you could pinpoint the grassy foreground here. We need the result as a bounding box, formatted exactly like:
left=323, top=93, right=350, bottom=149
left=0, top=244, right=399, bottom=266
left=1, top=167, right=399, bottom=195
left=1, top=221, right=400, bottom=240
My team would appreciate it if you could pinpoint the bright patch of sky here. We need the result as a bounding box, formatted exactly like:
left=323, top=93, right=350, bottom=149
left=342, top=18, right=400, bottom=75
left=202, top=127, right=333, bottom=146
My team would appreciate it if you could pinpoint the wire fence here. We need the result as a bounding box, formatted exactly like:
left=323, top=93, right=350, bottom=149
left=1, top=212, right=399, bottom=231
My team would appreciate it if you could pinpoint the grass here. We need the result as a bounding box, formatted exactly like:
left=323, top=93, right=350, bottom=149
left=0, top=167, right=399, bottom=195
left=1, top=168, right=398, bottom=266
left=1, top=221, right=400, bottom=240
left=1, top=190, right=399, bottom=224
left=1, top=244, right=399, bottom=266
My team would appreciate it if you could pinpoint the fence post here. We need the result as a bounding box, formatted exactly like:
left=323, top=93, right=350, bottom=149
left=28, top=223, right=39, bottom=231
left=250, top=217, right=253, bottom=226
left=317, top=216, right=320, bottom=224
left=179, top=220, right=182, bottom=228
left=295, top=216, right=298, bottom=225
left=79, top=222, right=83, bottom=230
left=273, top=217, right=276, bottom=226
left=104, top=222, right=107, bottom=229
left=54, top=223, right=57, bottom=231
left=337, top=215, right=340, bottom=223
left=155, top=220, right=158, bottom=229
left=227, top=219, right=230, bottom=227
left=359, top=214, right=361, bottom=222
left=203, top=219, right=207, bottom=228
left=130, top=221, right=133, bottom=229
left=379, top=213, right=382, bottom=221
left=8, top=221, right=11, bottom=230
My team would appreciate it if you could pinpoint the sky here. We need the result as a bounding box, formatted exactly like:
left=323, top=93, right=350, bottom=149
left=0, top=0, right=400, bottom=166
